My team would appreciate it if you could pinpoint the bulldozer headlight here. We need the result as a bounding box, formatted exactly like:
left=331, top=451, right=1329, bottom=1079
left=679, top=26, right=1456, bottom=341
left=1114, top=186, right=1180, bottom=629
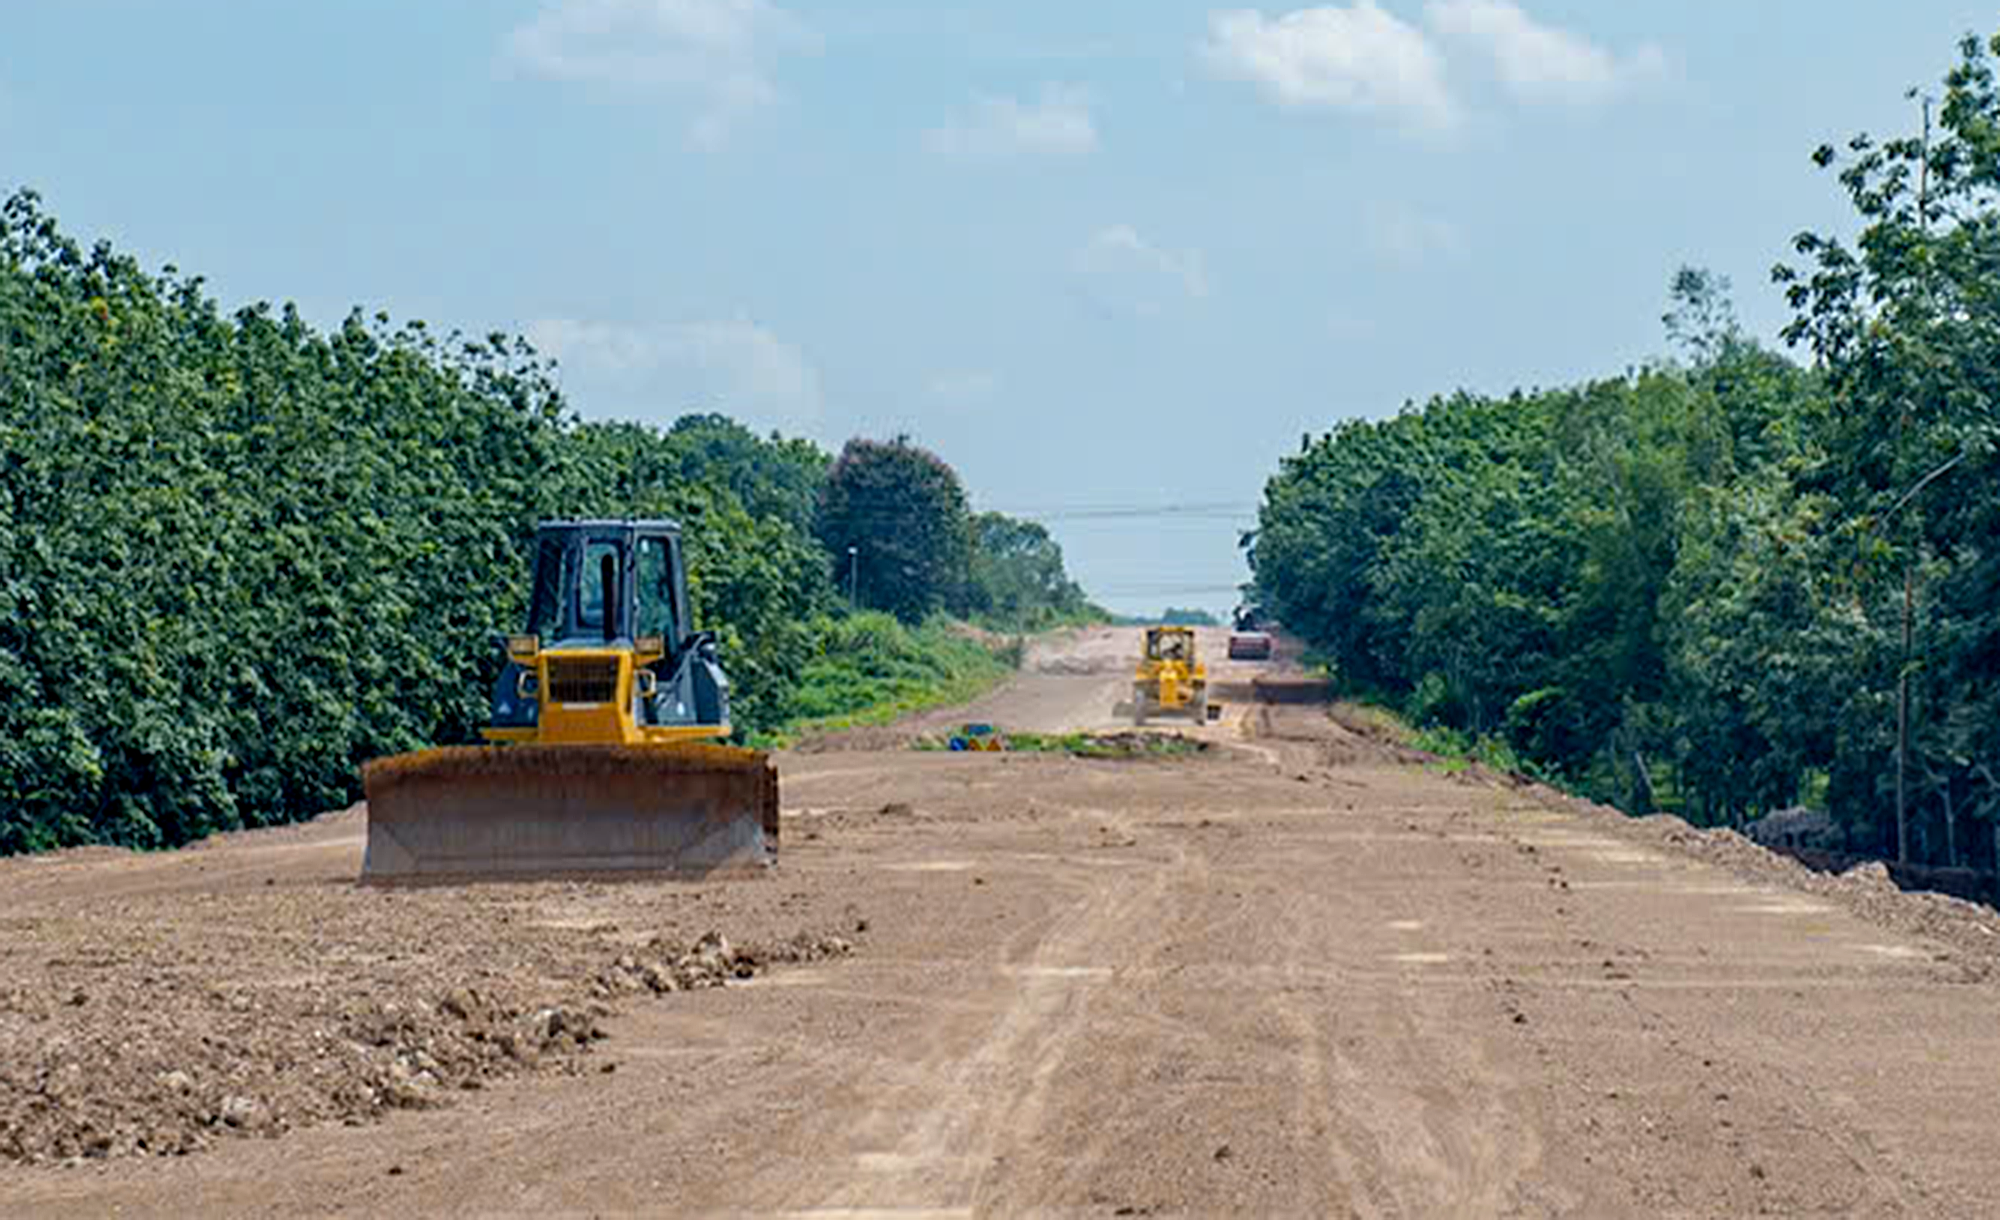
left=516, top=670, right=539, bottom=701
left=635, top=634, right=666, bottom=658
left=508, top=634, right=541, bottom=661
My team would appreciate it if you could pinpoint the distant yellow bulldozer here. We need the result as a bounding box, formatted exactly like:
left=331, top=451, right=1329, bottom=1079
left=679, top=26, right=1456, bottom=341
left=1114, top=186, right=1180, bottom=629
left=1132, top=626, right=1213, bottom=725
left=361, top=519, right=778, bottom=882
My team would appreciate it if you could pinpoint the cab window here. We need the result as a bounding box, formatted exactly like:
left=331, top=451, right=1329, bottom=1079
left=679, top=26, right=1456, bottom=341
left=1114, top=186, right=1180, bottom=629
left=578, top=540, right=620, bottom=632
left=527, top=535, right=571, bottom=638
left=635, top=535, right=679, bottom=643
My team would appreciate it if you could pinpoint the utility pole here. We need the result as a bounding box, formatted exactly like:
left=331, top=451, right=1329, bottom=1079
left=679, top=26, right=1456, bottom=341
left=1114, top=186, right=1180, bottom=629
left=1895, top=90, right=1936, bottom=867
left=1883, top=448, right=1966, bottom=866
left=1897, top=568, right=1911, bottom=865
left=847, top=545, right=860, bottom=606
left=1918, top=91, right=1933, bottom=230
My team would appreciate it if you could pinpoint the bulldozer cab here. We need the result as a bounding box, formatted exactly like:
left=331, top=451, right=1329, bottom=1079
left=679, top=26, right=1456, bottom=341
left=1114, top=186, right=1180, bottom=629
left=486, top=520, right=730, bottom=743
left=1145, top=626, right=1195, bottom=663
left=524, top=521, right=688, bottom=651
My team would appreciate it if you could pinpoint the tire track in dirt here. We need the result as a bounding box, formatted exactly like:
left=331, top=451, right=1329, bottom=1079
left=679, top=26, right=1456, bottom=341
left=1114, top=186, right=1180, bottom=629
left=979, top=829, right=1236, bottom=1213
left=762, top=811, right=1201, bottom=1216
left=1265, top=926, right=1387, bottom=1218
left=1247, top=826, right=1547, bottom=1218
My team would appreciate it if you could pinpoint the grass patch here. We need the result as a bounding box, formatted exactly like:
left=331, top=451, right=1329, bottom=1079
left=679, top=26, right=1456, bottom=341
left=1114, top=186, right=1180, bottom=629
left=1332, top=701, right=1538, bottom=778
left=1009, top=731, right=1207, bottom=759
left=1408, top=724, right=1531, bottom=775
left=913, top=729, right=1206, bottom=759
left=1330, top=688, right=1663, bottom=814
left=748, top=613, right=1015, bottom=749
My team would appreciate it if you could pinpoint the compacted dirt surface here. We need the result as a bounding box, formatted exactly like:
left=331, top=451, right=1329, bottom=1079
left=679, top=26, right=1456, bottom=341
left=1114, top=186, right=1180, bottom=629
left=8, top=626, right=2000, bottom=1217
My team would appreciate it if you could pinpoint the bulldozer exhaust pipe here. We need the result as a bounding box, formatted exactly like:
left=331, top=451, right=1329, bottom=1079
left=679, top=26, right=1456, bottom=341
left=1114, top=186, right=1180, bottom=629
left=361, top=744, right=778, bottom=882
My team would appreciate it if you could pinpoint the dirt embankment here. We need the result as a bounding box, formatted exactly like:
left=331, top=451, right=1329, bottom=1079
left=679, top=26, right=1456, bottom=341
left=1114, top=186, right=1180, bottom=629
left=1311, top=699, right=2000, bottom=978
left=1612, top=814, right=2000, bottom=978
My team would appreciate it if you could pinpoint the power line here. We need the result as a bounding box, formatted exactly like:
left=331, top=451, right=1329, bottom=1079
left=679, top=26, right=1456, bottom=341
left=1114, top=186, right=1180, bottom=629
left=983, top=501, right=1259, bottom=521
left=1091, top=583, right=1250, bottom=595
left=822, top=508, right=1257, bottom=530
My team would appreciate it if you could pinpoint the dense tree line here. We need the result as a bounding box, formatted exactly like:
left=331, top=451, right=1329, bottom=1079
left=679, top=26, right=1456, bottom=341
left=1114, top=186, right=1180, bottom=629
left=1111, top=608, right=1223, bottom=627
left=0, top=192, right=1091, bottom=853
left=1252, top=32, right=2000, bottom=870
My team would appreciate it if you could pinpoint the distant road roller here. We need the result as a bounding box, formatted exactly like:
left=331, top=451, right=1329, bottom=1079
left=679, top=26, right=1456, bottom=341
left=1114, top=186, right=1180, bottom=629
left=361, top=519, right=777, bottom=881
left=1228, top=605, right=1274, bottom=661
left=1132, top=626, right=1210, bottom=725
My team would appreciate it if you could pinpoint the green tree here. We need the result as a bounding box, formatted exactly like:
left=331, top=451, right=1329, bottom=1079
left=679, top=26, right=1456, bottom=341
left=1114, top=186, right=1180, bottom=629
left=955, top=512, right=1096, bottom=630
left=1775, top=32, right=2000, bottom=861
left=665, top=412, right=828, bottom=532
left=1247, top=26, right=2000, bottom=869
left=816, top=436, right=972, bottom=624
left=1252, top=299, right=1819, bottom=815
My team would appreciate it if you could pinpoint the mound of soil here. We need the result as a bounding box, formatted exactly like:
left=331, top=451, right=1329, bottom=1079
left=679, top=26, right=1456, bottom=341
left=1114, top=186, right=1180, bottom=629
left=0, top=875, right=856, bottom=1167
left=1637, top=820, right=2000, bottom=975
left=1032, top=656, right=1127, bottom=676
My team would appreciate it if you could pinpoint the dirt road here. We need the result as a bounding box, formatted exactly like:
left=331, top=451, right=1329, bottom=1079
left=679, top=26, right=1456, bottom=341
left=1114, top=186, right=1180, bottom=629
left=7, top=627, right=2000, bottom=1217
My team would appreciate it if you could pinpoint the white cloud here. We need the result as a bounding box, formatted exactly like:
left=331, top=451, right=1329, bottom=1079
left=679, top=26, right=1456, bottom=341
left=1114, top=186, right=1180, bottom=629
left=1073, top=225, right=1209, bottom=318
left=1368, top=206, right=1466, bottom=264
left=1199, top=3, right=1456, bottom=131
left=926, top=86, right=1098, bottom=160
left=1425, top=0, right=1663, bottom=103
left=528, top=317, right=823, bottom=431
left=503, top=0, right=813, bottom=147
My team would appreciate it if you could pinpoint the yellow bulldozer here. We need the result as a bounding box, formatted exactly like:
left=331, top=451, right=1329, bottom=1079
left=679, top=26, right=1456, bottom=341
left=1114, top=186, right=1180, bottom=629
left=1132, top=625, right=1211, bottom=725
left=360, top=519, right=778, bottom=881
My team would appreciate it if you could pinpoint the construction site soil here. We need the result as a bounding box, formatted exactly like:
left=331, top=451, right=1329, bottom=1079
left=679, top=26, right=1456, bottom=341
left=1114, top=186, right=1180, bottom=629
left=5, top=626, right=2000, bottom=1217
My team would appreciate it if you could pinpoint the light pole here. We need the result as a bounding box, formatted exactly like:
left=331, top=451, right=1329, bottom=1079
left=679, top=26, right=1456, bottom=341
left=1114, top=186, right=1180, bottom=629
left=1886, top=448, right=1966, bottom=866
left=847, top=545, right=859, bottom=606
left=1890, top=90, right=1942, bottom=867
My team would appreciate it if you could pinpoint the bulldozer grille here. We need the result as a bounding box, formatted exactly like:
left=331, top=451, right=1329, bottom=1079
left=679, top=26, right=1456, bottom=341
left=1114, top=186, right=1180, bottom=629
left=547, top=657, right=618, bottom=704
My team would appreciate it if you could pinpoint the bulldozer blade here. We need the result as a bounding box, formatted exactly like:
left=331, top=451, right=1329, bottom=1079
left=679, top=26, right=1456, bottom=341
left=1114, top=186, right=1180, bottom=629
left=361, top=744, right=778, bottom=882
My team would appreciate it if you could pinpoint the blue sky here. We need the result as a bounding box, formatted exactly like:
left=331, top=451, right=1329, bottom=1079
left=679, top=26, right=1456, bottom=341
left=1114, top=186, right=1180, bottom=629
left=4, top=2, right=1994, bottom=614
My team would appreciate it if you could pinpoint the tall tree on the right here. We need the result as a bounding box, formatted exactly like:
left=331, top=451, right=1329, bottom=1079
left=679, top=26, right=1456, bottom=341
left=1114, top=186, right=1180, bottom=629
left=1775, top=31, right=2000, bottom=862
